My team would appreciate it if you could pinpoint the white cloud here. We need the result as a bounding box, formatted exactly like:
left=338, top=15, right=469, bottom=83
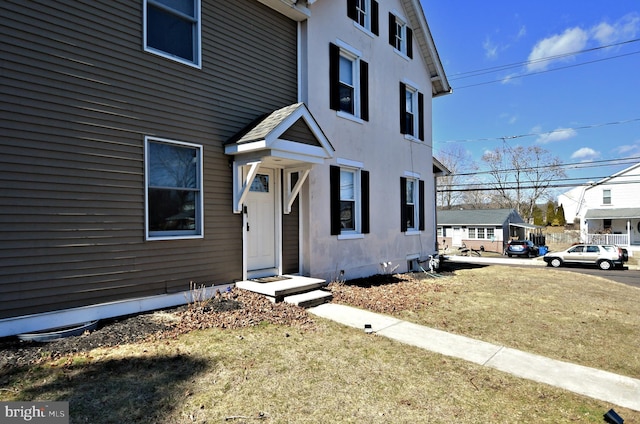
left=571, top=147, right=600, bottom=160
left=526, top=13, right=640, bottom=73
left=536, top=128, right=578, bottom=144
left=483, top=37, right=498, bottom=59
left=592, top=13, right=640, bottom=45
left=613, top=140, right=640, bottom=157
left=499, top=113, right=518, bottom=125
left=527, top=27, right=588, bottom=72
left=517, top=25, right=527, bottom=40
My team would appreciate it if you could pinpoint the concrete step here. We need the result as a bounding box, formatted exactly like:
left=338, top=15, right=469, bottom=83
left=284, top=290, right=333, bottom=308
left=236, top=275, right=326, bottom=301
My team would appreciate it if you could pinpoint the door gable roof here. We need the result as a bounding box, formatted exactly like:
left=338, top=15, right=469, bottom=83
left=225, top=103, right=334, bottom=164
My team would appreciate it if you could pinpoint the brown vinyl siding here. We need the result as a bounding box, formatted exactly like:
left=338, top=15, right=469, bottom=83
left=282, top=172, right=300, bottom=274
left=281, top=118, right=323, bottom=146
left=0, top=0, right=298, bottom=319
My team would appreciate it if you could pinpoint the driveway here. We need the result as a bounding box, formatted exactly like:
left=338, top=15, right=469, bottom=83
left=444, top=255, right=640, bottom=289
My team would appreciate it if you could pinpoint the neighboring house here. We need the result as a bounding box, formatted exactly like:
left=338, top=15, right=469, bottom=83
left=437, top=209, right=536, bottom=253
left=558, top=162, right=640, bottom=254
left=0, top=0, right=450, bottom=336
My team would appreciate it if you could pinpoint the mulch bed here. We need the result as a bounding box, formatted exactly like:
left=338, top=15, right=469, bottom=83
left=0, top=273, right=439, bottom=370
left=0, top=289, right=314, bottom=370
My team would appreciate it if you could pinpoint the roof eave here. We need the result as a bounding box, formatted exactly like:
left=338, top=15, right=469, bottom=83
left=403, top=0, right=452, bottom=98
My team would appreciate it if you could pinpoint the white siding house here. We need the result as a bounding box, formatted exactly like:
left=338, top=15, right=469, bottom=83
left=558, top=162, right=640, bottom=255
left=299, top=0, right=450, bottom=280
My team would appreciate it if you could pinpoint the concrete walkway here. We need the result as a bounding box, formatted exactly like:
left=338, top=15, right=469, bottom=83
left=308, top=303, right=640, bottom=412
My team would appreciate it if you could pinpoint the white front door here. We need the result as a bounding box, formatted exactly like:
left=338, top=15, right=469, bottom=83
left=452, top=227, right=463, bottom=247
left=246, top=168, right=277, bottom=276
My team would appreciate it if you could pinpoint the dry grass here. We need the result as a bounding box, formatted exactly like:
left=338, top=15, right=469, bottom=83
left=333, top=266, right=640, bottom=379
left=2, top=266, right=639, bottom=423
left=3, top=322, right=639, bottom=423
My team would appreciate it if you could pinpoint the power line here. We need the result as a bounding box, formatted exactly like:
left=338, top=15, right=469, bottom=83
left=454, top=49, right=640, bottom=90
left=449, top=37, right=640, bottom=81
left=435, top=117, right=640, bottom=144
left=442, top=156, right=640, bottom=178
left=437, top=178, right=640, bottom=193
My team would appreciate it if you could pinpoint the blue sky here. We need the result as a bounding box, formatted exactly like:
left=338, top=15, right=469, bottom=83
left=422, top=1, right=640, bottom=195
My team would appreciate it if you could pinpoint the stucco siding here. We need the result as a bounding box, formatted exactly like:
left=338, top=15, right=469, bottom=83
left=302, top=0, right=440, bottom=280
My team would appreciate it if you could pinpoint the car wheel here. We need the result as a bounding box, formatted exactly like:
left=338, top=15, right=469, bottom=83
left=507, top=254, right=512, bottom=257
left=598, top=260, right=613, bottom=270
left=550, top=258, right=562, bottom=268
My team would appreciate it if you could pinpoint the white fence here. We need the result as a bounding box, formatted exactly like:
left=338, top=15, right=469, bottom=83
left=586, top=233, right=629, bottom=246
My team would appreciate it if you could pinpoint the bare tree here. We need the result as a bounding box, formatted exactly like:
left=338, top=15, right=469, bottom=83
left=481, top=144, right=565, bottom=221
left=436, top=144, right=479, bottom=209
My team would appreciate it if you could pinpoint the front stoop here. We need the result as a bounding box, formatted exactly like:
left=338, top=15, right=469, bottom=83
left=235, top=275, right=332, bottom=307
left=283, top=290, right=333, bottom=308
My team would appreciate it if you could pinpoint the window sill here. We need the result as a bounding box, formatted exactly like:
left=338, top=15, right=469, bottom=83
left=404, top=230, right=421, bottom=236
left=338, top=233, right=365, bottom=240
left=404, top=134, right=422, bottom=143
left=337, top=111, right=365, bottom=124
left=144, top=47, right=202, bottom=70
left=146, top=234, right=204, bottom=241
left=394, top=49, right=411, bottom=61
left=353, top=22, right=376, bottom=38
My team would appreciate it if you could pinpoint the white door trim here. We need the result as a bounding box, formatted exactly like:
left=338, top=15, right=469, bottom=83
left=243, top=167, right=283, bottom=280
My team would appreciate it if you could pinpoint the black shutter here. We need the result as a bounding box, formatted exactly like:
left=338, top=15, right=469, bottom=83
left=361, top=170, right=370, bottom=234
left=407, top=27, right=413, bottom=58
left=419, top=179, right=425, bottom=231
left=360, top=60, right=369, bottom=121
left=400, top=177, right=407, bottom=232
left=330, top=165, right=341, bottom=235
left=388, top=12, right=396, bottom=46
left=329, top=43, right=340, bottom=111
left=347, top=0, right=357, bottom=21
left=371, top=1, right=379, bottom=35
left=418, top=92, right=425, bottom=141
left=399, top=82, right=407, bottom=134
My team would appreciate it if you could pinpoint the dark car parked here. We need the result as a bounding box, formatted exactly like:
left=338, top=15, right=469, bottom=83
left=505, top=240, right=539, bottom=258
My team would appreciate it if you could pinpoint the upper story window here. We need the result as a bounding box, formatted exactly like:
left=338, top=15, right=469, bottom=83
left=399, top=82, right=424, bottom=140
left=339, top=55, right=356, bottom=115
left=330, top=163, right=370, bottom=238
left=330, top=42, right=369, bottom=121
left=347, top=0, right=379, bottom=36
left=144, top=0, right=201, bottom=68
left=400, top=176, right=425, bottom=232
left=145, top=137, right=203, bottom=240
left=389, top=12, right=413, bottom=58
left=603, top=189, right=612, bottom=205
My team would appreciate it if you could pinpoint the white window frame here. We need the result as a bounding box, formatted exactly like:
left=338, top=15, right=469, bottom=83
left=145, top=136, right=204, bottom=240
left=468, top=227, right=476, bottom=239
left=337, top=158, right=364, bottom=239
left=487, top=227, right=495, bottom=239
left=392, top=14, right=408, bottom=56
left=405, top=177, right=419, bottom=232
left=336, top=41, right=363, bottom=121
left=603, top=189, right=612, bottom=205
left=403, top=81, right=420, bottom=140
left=355, top=0, right=371, bottom=32
left=143, top=0, right=202, bottom=69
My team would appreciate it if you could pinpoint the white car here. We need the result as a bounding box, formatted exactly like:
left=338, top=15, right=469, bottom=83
left=543, top=244, right=627, bottom=270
